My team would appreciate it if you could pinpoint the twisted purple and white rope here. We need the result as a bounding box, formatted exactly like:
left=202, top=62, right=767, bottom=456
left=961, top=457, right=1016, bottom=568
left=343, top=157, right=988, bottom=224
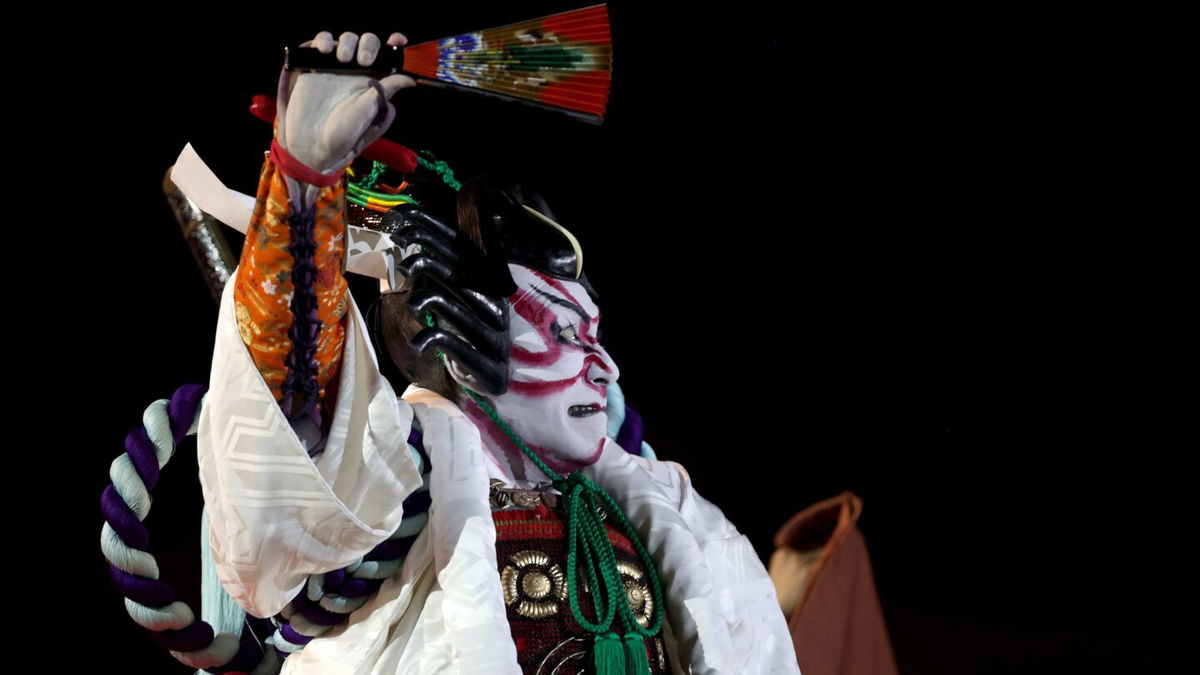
left=100, top=384, right=430, bottom=673
left=267, top=431, right=430, bottom=657
left=101, top=382, right=646, bottom=670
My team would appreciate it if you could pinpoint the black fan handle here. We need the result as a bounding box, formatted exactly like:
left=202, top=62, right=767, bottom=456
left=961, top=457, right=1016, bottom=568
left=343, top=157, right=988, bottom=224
left=283, top=42, right=406, bottom=77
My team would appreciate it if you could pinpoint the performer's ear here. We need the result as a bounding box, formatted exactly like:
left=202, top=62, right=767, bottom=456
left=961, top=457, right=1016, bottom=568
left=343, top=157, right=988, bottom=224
left=444, top=355, right=476, bottom=388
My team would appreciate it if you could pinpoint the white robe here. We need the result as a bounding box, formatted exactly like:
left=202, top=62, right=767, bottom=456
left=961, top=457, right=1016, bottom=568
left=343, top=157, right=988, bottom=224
left=197, top=266, right=801, bottom=674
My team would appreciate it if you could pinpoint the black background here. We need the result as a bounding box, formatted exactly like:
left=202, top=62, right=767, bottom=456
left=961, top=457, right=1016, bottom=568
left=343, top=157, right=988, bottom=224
left=25, top=3, right=1190, bottom=673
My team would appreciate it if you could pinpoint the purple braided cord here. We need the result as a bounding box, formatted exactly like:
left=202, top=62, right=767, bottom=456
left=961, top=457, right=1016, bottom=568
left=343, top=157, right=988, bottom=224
left=107, top=385, right=428, bottom=668
left=108, top=564, right=174, bottom=606
left=279, top=622, right=314, bottom=646
left=322, top=567, right=346, bottom=592
left=150, top=621, right=214, bottom=651
left=101, top=383, right=275, bottom=674
left=280, top=198, right=324, bottom=438
left=292, top=594, right=354, bottom=626
left=100, top=485, right=149, bottom=550
left=126, top=426, right=162, bottom=491
left=363, top=535, right=417, bottom=562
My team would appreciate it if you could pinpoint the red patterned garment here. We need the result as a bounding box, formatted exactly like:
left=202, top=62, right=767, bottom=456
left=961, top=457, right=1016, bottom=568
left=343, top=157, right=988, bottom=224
left=492, top=498, right=670, bottom=675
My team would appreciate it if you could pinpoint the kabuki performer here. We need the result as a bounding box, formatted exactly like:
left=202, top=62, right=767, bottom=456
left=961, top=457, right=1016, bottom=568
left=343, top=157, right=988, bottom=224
left=101, top=27, right=801, bottom=675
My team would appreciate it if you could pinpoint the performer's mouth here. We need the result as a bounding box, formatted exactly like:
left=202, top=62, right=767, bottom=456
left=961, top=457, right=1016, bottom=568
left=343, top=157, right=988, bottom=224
left=568, top=403, right=605, bottom=418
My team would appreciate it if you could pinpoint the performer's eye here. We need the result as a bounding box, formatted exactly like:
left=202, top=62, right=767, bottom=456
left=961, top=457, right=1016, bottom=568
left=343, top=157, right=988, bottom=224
left=559, top=323, right=580, bottom=343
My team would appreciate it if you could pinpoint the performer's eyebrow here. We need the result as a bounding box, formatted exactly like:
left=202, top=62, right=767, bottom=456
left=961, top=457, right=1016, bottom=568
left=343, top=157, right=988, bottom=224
left=530, top=285, right=589, bottom=323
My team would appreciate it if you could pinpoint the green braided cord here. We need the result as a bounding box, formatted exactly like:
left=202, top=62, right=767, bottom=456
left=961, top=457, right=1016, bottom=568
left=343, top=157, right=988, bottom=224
left=581, top=488, right=626, bottom=630
left=561, top=477, right=617, bottom=632
left=353, top=160, right=388, bottom=190
left=576, top=473, right=667, bottom=638
left=577, top=518, right=610, bottom=628
left=417, top=150, right=463, bottom=192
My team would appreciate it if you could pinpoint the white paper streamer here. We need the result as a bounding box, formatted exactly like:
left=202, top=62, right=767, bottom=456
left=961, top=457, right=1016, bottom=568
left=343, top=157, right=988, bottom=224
left=169, top=143, right=405, bottom=284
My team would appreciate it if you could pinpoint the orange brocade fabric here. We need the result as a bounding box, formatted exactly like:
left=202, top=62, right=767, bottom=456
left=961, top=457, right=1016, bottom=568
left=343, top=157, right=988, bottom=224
left=232, top=155, right=350, bottom=418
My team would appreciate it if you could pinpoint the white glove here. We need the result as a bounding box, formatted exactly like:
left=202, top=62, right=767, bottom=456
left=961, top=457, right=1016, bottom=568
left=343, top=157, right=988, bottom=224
left=274, top=31, right=416, bottom=177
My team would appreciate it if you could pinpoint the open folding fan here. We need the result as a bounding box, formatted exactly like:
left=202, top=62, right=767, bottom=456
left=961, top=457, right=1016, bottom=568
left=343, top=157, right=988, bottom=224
left=285, top=3, right=613, bottom=124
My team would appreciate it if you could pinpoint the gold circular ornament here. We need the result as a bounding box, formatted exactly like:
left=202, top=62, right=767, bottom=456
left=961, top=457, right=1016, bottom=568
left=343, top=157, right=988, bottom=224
left=617, top=560, right=654, bottom=628
left=575, top=559, right=655, bottom=627
left=522, top=572, right=552, bottom=599
left=500, top=549, right=567, bottom=619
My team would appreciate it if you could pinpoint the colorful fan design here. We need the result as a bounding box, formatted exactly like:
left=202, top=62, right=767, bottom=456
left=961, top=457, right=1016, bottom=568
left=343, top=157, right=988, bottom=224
left=285, top=4, right=613, bottom=124
left=404, top=3, right=612, bottom=123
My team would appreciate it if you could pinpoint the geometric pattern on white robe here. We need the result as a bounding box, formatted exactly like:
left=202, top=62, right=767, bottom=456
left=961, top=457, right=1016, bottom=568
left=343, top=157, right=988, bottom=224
left=197, top=267, right=423, bottom=620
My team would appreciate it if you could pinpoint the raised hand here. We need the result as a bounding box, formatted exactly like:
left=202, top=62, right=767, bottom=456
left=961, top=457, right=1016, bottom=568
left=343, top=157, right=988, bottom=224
left=275, top=31, right=416, bottom=177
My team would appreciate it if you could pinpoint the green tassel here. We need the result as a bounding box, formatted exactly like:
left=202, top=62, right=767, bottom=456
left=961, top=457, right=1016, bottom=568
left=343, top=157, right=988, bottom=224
left=624, top=632, right=651, bottom=675
left=593, top=632, right=626, bottom=675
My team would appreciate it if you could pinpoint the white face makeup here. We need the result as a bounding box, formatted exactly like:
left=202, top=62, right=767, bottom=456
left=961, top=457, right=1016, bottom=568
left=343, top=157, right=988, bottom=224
left=453, top=264, right=620, bottom=482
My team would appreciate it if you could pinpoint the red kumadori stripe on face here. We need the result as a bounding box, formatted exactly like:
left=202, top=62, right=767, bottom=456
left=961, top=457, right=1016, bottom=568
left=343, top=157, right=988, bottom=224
left=510, top=298, right=564, bottom=368
left=529, top=270, right=585, bottom=312
left=509, top=283, right=603, bottom=366
left=508, top=271, right=583, bottom=366
left=527, top=270, right=603, bottom=341
left=506, top=271, right=613, bottom=396
left=532, top=270, right=600, bottom=338
left=505, top=352, right=610, bottom=397
left=541, top=437, right=608, bottom=475
left=505, top=371, right=581, bottom=396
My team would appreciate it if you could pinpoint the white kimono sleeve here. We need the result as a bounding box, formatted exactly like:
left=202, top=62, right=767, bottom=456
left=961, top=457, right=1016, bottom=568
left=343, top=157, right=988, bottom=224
left=586, top=441, right=802, bottom=674
left=196, top=265, right=424, bottom=619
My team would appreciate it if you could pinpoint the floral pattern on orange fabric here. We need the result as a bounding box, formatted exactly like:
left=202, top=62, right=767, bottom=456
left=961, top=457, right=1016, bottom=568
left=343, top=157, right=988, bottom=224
left=233, top=155, right=349, bottom=415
